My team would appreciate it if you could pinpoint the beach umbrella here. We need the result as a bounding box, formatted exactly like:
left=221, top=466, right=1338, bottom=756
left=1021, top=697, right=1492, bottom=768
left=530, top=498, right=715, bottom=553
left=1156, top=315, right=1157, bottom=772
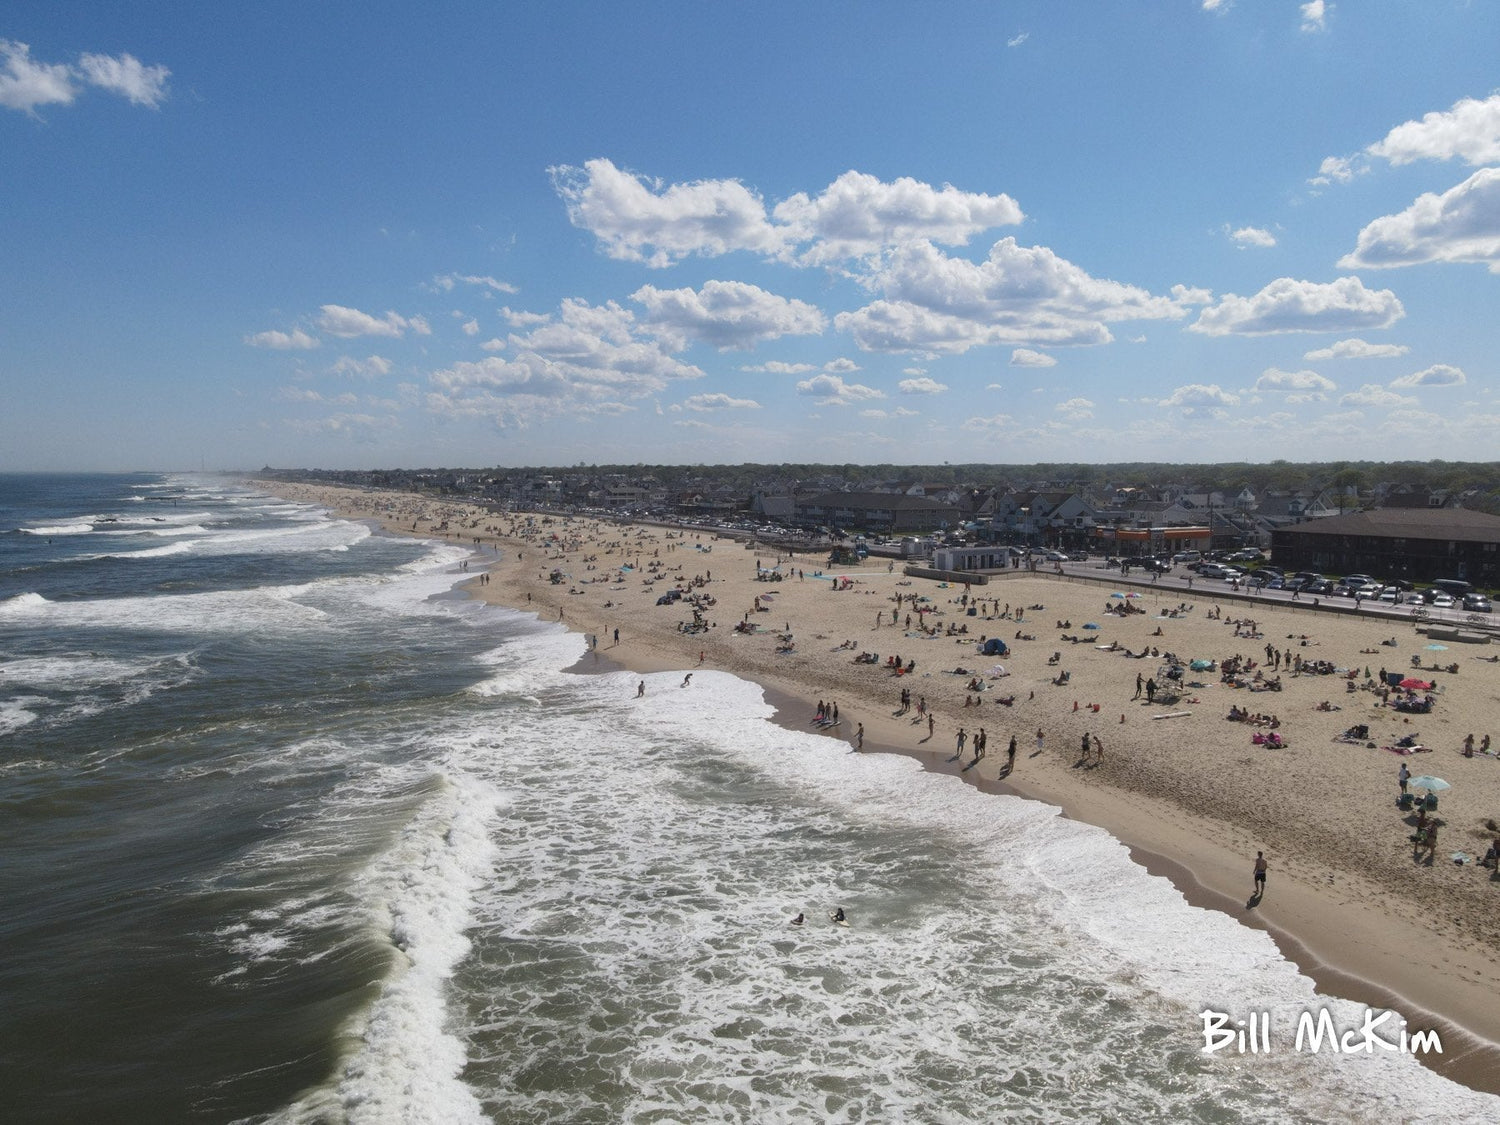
left=1407, top=776, right=1451, bottom=792
left=1398, top=677, right=1433, bottom=690
left=1083, top=622, right=1100, bottom=630
left=1424, top=644, right=1448, bottom=651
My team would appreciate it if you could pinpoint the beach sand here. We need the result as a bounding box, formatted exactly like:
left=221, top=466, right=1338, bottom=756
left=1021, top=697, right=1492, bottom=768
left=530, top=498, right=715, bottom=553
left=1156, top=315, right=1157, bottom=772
left=258, top=481, right=1500, bottom=1092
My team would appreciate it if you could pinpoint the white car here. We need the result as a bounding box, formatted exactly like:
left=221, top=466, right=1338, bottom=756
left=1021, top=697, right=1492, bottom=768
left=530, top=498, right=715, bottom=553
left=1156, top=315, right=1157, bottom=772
left=1377, top=587, right=1399, bottom=603
left=1431, top=593, right=1455, bottom=609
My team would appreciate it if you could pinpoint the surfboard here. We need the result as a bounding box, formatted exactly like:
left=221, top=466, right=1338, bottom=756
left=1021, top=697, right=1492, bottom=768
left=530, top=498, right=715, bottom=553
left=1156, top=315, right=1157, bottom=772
left=829, top=914, right=849, bottom=927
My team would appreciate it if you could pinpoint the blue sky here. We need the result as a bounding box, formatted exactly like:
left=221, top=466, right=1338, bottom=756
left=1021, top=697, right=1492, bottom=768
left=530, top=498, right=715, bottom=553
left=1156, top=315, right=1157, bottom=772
left=4, top=2, right=1499, bottom=471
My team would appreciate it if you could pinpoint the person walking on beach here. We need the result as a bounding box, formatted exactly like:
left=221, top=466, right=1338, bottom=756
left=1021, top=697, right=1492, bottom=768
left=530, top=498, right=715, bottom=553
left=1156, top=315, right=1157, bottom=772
left=955, top=728, right=967, bottom=758
left=1253, top=852, right=1267, bottom=895
left=854, top=723, right=864, bottom=751
left=637, top=681, right=645, bottom=698
left=972, top=728, right=985, bottom=764
left=1398, top=762, right=1410, bottom=796
left=1092, top=733, right=1103, bottom=761
left=927, top=713, right=935, bottom=738
left=1133, top=672, right=1143, bottom=700
left=1035, top=728, right=1044, bottom=755
left=1006, top=734, right=1017, bottom=771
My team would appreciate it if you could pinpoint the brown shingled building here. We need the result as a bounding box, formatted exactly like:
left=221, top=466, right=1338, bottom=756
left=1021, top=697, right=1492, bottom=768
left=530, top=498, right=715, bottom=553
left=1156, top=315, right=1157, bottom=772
left=1270, top=508, right=1500, bottom=587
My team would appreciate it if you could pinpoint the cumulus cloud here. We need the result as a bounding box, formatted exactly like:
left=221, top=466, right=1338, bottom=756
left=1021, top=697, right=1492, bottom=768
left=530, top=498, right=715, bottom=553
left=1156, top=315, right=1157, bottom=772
left=1251, top=368, right=1337, bottom=401
left=1303, top=337, right=1409, bottom=360
left=550, top=158, right=785, bottom=267
left=837, top=237, right=1182, bottom=354
left=632, top=280, right=825, bottom=351
left=1390, top=363, right=1465, bottom=388
left=425, top=298, right=703, bottom=427
left=1229, top=226, right=1276, bottom=249
left=499, top=306, right=550, bottom=328
left=1340, top=383, right=1416, bottom=408
left=682, top=393, right=761, bottom=411
left=822, top=357, right=862, bottom=373
left=1010, top=348, right=1057, bottom=367
left=1, top=40, right=168, bottom=114
left=462, top=319, right=479, bottom=336
left=1337, top=167, right=1500, bottom=273
left=962, top=413, right=1017, bottom=433
left=773, top=171, right=1023, bottom=265
left=897, top=377, right=948, bottom=395
left=550, top=158, right=1023, bottom=269
left=1187, top=276, right=1403, bottom=335
left=795, top=373, right=885, bottom=406
left=1299, top=1, right=1327, bottom=33
left=328, top=355, right=393, bottom=379
left=1308, top=154, right=1360, bottom=187
left=1366, top=94, right=1500, bottom=168
left=1158, top=383, right=1241, bottom=418
left=1056, top=397, right=1095, bottom=420
left=245, top=328, right=320, bottom=350
left=317, top=304, right=425, bottom=339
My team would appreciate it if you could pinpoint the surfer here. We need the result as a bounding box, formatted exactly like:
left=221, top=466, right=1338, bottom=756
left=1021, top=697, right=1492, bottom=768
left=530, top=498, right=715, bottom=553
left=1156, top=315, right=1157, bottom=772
left=830, top=907, right=846, bottom=924
left=790, top=913, right=804, bottom=926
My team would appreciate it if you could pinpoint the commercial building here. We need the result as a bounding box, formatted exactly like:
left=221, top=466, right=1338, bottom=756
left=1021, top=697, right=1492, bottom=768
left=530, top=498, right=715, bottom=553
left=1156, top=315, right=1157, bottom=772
left=1270, top=508, right=1500, bottom=586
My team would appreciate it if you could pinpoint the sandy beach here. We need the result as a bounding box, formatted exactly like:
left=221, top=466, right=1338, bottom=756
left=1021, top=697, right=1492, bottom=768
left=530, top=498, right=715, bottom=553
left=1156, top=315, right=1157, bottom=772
left=257, top=480, right=1500, bottom=1092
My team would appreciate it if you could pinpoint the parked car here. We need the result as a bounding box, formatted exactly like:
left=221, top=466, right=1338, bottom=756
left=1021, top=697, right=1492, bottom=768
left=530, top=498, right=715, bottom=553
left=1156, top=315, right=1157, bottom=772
left=1229, top=548, right=1263, bottom=561
left=1431, top=592, right=1455, bottom=609
left=1462, top=594, right=1492, bottom=613
left=1377, top=587, right=1400, bottom=603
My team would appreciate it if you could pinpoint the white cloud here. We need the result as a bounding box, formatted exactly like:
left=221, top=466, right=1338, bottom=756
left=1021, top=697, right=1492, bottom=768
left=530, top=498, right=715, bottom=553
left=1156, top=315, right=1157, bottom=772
left=1170, top=284, right=1213, bottom=305
left=284, top=412, right=398, bottom=440
left=1308, top=154, right=1360, bottom=188
left=430, top=273, right=519, bottom=294
left=898, top=377, right=948, bottom=395
left=317, top=304, right=421, bottom=339
left=551, top=159, right=1023, bottom=269
left=1251, top=367, right=1336, bottom=401
left=1303, top=337, right=1409, bottom=360
left=860, top=407, right=919, bottom=419
left=1229, top=225, right=1276, bottom=249
left=1010, top=348, right=1057, bottom=367
left=459, top=319, right=478, bottom=336
left=499, top=306, right=551, bottom=327
left=1056, top=397, right=1095, bottom=420
left=838, top=237, right=1182, bottom=354
left=0, top=40, right=168, bottom=114
left=1337, top=167, right=1500, bottom=273
left=1202, top=0, right=1229, bottom=11
left=961, top=413, right=1017, bottom=433
left=1188, top=276, right=1403, bottom=335
left=682, top=393, right=761, bottom=411
left=632, top=280, right=825, bottom=351
left=773, top=171, right=1024, bottom=266
left=426, top=298, right=703, bottom=427
left=822, top=357, right=862, bottom=373
left=76, top=51, right=170, bottom=108
left=1006, top=32, right=1029, bottom=48
left=1299, top=1, right=1327, bottom=33
left=1390, top=363, right=1466, bottom=388
left=244, top=328, right=320, bottom=350
left=1158, top=383, right=1241, bottom=418
left=1340, top=383, right=1416, bottom=408
left=550, top=158, right=785, bottom=267
left=795, top=373, right=885, bottom=406
left=328, top=355, right=393, bottom=379
left=1366, top=94, right=1500, bottom=168
left=739, top=360, right=818, bottom=374
left=0, top=40, right=74, bottom=113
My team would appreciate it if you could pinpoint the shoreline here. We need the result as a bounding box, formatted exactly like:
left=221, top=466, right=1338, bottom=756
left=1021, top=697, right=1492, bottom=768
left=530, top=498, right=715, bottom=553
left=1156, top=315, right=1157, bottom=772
left=256, top=480, right=1500, bottom=1096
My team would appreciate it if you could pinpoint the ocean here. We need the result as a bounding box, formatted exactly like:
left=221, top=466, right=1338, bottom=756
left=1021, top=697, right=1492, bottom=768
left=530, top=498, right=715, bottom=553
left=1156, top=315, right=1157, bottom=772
left=2, top=472, right=1495, bottom=1124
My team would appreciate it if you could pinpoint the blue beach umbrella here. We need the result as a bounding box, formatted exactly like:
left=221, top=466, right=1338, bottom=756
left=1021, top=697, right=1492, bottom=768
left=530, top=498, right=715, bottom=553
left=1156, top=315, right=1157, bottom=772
left=1083, top=622, right=1100, bottom=630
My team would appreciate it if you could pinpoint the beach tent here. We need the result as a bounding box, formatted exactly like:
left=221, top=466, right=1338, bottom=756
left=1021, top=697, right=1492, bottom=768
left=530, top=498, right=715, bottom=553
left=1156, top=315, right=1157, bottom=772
left=980, top=638, right=1009, bottom=656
